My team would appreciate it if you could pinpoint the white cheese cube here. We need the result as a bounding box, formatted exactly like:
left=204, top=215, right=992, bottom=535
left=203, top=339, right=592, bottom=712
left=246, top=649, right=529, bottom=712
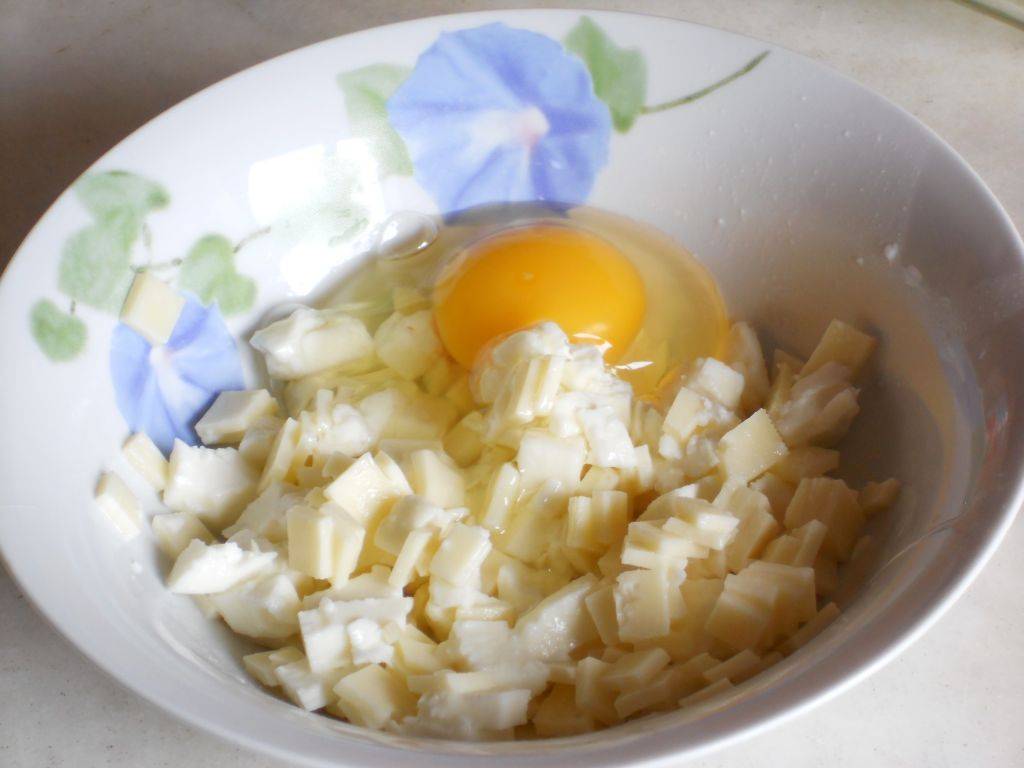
left=243, top=646, right=304, bottom=687
left=480, top=462, right=521, bottom=531
left=334, top=665, right=417, bottom=729
left=688, top=358, right=745, bottom=410
left=94, top=471, right=142, bottom=540
left=584, top=582, right=619, bottom=645
left=802, top=319, right=876, bottom=378
left=579, top=406, right=636, bottom=469
left=122, top=432, right=169, bottom=490
left=374, top=494, right=448, bottom=555
left=389, top=529, right=435, bottom=588
left=663, top=387, right=706, bottom=442
left=302, top=566, right=401, bottom=609
left=773, top=363, right=860, bottom=447
left=324, top=453, right=401, bottom=524
left=374, top=309, right=443, bottom=380
left=665, top=496, right=739, bottom=550
left=717, top=409, right=788, bottom=483
left=210, top=572, right=301, bottom=639
left=346, top=617, right=394, bottom=665
left=237, top=415, right=285, bottom=467
left=717, top=485, right=779, bottom=570
left=250, top=307, right=373, bottom=380
left=151, top=512, right=214, bottom=558
left=429, top=524, right=492, bottom=586
left=514, top=574, right=598, bottom=661
left=407, top=450, right=465, bottom=508
left=614, top=570, right=671, bottom=643
left=414, top=689, right=532, bottom=733
left=286, top=504, right=365, bottom=582
left=575, top=657, right=620, bottom=725
left=443, top=411, right=486, bottom=467
left=678, top=677, right=733, bottom=708
left=724, top=322, right=770, bottom=413
left=222, top=482, right=302, bottom=543
left=195, top=390, right=279, bottom=446
left=784, top=477, right=864, bottom=561
left=778, top=602, right=841, bottom=654
left=298, top=596, right=411, bottom=673
left=705, top=588, right=774, bottom=651
left=358, top=387, right=458, bottom=441
left=166, top=539, right=277, bottom=594
left=579, top=465, right=620, bottom=494
left=373, top=450, right=414, bottom=495
left=749, top=473, right=796, bottom=521
left=516, top=430, right=585, bottom=491
left=275, top=657, right=345, bottom=711
left=603, top=648, right=671, bottom=691
left=119, top=272, right=185, bottom=345
left=163, top=440, right=258, bottom=529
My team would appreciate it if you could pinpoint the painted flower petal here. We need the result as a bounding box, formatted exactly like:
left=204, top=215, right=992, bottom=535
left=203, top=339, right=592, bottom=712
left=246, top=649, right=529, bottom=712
left=110, top=294, right=245, bottom=453
left=387, top=23, right=611, bottom=212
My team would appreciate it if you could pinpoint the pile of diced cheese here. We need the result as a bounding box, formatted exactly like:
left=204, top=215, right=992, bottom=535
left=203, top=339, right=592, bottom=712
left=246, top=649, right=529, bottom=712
left=100, top=293, right=900, bottom=740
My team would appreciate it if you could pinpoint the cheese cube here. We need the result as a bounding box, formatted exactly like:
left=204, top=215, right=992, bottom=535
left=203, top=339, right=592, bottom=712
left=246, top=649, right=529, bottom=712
left=480, top=462, right=521, bottom=531
left=533, top=684, right=596, bottom=737
left=166, top=539, right=277, bottom=594
left=359, top=387, right=458, bottom=441
left=120, top=272, right=185, bottom=345
left=373, top=450, right=414, bottom=495
left=346, top=617, right=394, bottom=665
left=275, top=657, right=345, bottom=711
left=663, top=387, right=704, bottom=442
left=334, top=665, right=417, bottom=729
left=584, top=583, right=620, bottom=645
left=429, top=524, right=492, bottom=586
left=603, top=648, right=671, bottom=691
left=580, top=466, right=620, bottom=494
left=407, top=449, right=465, bottom=508
left=250, top=308, right=373, bottom=380
left=374, top=494, right=449, bottom=555
left=516, top=430, right=585, bottom=491
left=860, top=478, right=901, bottom=515
left=374, top=310, right=443, bottom=380
left=815, top=554, right=839, bottom=597
left=717, top=485, right=779, bottom=571
left=162, top=440, right=259, bottom=529
left=705, top=589, right=774, bottom=651
left=394, top=633, right=445, bottom=676
left=286, top=505, right=365, bottom=582
left=94, top=471, right=142, bottom=539
left=222, top=482, right=302, bottom=543
left=749, top=473, right=796, bottom=522
left=784, top=477, right=864, bottom=561
left=243, top=646, right=304, bottom=687
left=575, top=657, right=620, bottom=725
left=324, top=453, right=401, bottom=524
left=688, top=358, right=744, bottom=410
left=151, top=512, right=214, bottom=558
left=802, top=319, right=876, bottom=378
left=771, top=446, right=840, bottom=483
left=778, top=602, right=841, bottom=654
left=390, top=529, right=435, bottom=588
left=122, top=432, right=169, bottom=490
left=665, top=496, right=739, bottom=550
left=614, top=570, right=671, bottom=643
left=678, top=677, right=733, bottom=708
left=195, top=390, right=279, bottom=446
left=515, top=574, right=598, bottom=661
left=717, top=409, right=788, bottom=483
left=579, top=407, right=636, bottom=469
left=773, top=363, right=860, bottom=447
left=298, top=596, right=411, bottom=672
left=444, top=411, right=486, bottom=467
left=724, top=323, right=770, bottom=413
left=237, top=415, right=284, bottom=467
left=416, top=689, right=532, bottom=732
left=210, top=572, right=301, bottom=639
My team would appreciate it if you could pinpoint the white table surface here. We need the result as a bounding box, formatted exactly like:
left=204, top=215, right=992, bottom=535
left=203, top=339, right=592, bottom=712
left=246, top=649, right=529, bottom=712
left=2, top=1, right=1023, bottom=766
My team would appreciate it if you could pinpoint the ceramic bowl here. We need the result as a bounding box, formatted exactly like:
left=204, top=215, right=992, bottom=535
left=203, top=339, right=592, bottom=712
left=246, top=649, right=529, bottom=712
left=1, top=9, right=1021, bottom=767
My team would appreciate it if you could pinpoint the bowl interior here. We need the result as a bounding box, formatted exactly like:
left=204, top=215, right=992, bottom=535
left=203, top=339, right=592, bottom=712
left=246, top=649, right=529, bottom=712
left=1, top=10, right=1021, bottom=767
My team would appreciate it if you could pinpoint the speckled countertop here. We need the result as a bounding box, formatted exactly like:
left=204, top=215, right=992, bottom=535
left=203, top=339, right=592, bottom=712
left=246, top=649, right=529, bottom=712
left=2, top=2, right=1023, bottom=766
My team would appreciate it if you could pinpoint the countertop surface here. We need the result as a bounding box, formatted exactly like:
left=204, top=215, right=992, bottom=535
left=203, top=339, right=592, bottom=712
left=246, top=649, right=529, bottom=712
left=2, top=2, right=1023, bottom=766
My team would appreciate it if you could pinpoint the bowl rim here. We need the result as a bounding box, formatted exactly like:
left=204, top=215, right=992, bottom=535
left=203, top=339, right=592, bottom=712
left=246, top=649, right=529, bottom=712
left=2, top=7, right=1023, bottom=766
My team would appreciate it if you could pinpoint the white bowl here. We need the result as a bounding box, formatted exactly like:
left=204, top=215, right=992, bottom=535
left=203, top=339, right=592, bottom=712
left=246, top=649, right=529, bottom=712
left=1, top=9, right=1022, bottom=766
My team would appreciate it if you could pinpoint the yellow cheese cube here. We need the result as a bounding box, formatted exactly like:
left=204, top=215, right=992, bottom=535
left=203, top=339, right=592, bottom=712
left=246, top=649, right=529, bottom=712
left=705, top=589, right=773, bottom=651
left=120, top=271, right=185, bottom=345
left=325, top=453, right=402, bottom=524
left=429, top=524, right=491, bottom=586
left=258, top=417, right=300, bottom=491
left=389, top=529, right=436, bottom=588
left=575, top=657, right=620, bottom=725
left=749, top=473, right=795, bottom=522
left=801, top=319, right=876, bottom=378
left=151, top=512, right=214, bottom=558
left=784, top=477, right=864, bottom=561
left=243, top=646, right=304, bottom=687
left=603, top=647, right=671, bottom=691
left=770, top=446, right=839, bottom=483
left=778, top=602, right=841, bottom=654
left=533, top=684, right=595, bottom=737
left=195, top=389, right=279, bottom=446
left=408, top=449, right=465, bottom=509
left=724, top=322, right=770, bottom=414
left=614, top=570, right=671, bottom=643
left=717, top=409, right=788, bottom=483
left=663, top=387, right=705, bottom=442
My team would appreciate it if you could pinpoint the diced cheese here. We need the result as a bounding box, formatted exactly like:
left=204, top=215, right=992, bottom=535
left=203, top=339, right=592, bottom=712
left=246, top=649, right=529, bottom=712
left=750, top=473, right=796, bottom=522
left=514, top=574, right=598, bottom=661
left=778, top=602, right=841, bottom=654
left=374, top=310, right=443, bottom=380
left=860, top=478, right=901, bottom=515
left=773, top=363, right=860, bottom=447
left=250, top=307, right=373, bottom=380
left=705, top=589, right=773, bottom=651
left=94, top=471, right=142, bottom=539
left=163, top=440, right=258, bottom=529
left=784, top=477, right=864, bottom=561
left=724, top=322, right=770, bottom=413
left=334, top=665, right=417, bottom=729
left=195, top=390, right=279, bottom=446
left=243, top=646, right=304, bottom=687
left=151, top=512, right=214, bottom=558
left=222, top=482, right=302, bottom=543
left=429, top=524, right=492, bottom=586
left=166, top=539, right=277, bottom=594
left=533, top=684, right=596, bottom=737
left=275, top=657, right=346, bottom=711
left=122, top=432, right=169, bottom=490
left=584, top=583, right=620, bottom=646
left=801, top=319, right=876, bottom=378
left=286, top=504, right=365, bottom=582
left=603, top=648, right=671, bottom=691
left=688, top=358, right=745, bottom=410
left=120, top=272, right=185, bottom=345
left=324, top=453, right=401, bottom=524
left=575, top=657, right=620, bottom=725
left=614, top=570, right=671, bottom=643
left=444, top=411, right=486, bottom=467
left=770, top=446, right=839, bottom=483
left=717, top=409, right=787, bottom=483
left=407, top=449, right=466, bottom=508
left=516, top=430, right=585, bottom=491
left=480, top=462, right=521, bottom=531
left=210, top=572, right=301, bottom=639
left=579, top=406, right=636, bottom=469
left=390, top=529, right=435, bottom=588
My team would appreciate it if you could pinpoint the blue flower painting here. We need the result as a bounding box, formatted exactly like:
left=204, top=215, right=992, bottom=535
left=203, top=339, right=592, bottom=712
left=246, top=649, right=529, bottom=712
left=386, top=23, right=612, bottom=213
left=110, top=294, right=244, bottom=453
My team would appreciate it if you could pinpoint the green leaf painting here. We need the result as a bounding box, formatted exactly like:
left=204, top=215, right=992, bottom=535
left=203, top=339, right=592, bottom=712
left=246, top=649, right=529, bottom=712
left=58, top=172, right=170, bottom=313
left=179, top=234, right=256, bottom=316
left=30, top=300, right=86, bottom=361
left=565, top=17, right=647, bottom=133
left=339, top=64, right=414, bottom=176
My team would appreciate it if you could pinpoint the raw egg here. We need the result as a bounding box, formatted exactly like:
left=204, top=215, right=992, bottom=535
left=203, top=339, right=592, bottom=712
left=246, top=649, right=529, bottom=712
left=433, top=224, right=647, bottom=368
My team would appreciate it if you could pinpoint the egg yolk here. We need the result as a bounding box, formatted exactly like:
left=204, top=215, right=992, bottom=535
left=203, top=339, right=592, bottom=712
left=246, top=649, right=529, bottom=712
left=433, top=224, right=647, bottom=369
